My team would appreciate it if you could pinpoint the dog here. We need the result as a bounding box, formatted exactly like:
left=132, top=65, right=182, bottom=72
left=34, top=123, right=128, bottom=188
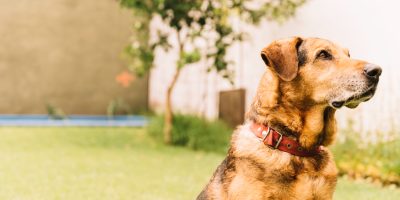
left=197, top=37, right=381, bottom=200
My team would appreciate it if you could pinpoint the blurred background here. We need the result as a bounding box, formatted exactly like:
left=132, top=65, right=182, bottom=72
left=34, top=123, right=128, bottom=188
left=0, top=0, right=399, bottom=199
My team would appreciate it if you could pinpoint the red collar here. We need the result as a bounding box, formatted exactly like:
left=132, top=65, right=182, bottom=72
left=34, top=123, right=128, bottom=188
left=250, top=122, right=322, bottom=157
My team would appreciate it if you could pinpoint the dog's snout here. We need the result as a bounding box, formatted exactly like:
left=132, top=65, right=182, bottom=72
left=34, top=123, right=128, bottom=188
left=364, top=63, right=382, bottom=79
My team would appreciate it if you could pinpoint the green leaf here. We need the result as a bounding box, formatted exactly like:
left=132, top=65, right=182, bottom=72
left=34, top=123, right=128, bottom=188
left=183, top=49, right=201, bottom=64
left=119, top=0, right=307, bottom=81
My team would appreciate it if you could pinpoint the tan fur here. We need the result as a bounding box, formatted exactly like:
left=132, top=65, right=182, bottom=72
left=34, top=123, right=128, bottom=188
left=197, top=37, right=381, bottom=200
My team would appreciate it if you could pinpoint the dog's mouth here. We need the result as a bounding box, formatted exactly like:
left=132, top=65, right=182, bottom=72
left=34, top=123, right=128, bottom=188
left=330, top=85, right=377, bottom=109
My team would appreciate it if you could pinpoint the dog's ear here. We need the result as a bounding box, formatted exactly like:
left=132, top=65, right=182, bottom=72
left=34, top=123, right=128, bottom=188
left=261, top=37, right=303, bottom=81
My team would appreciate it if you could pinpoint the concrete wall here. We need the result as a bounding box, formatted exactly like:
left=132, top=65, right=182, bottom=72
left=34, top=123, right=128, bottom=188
left=0, top=0, right=148, bottom=114
left=150, top=0, right=400, bottom=139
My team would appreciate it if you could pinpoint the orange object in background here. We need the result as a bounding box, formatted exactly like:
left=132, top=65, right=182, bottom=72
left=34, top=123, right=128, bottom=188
left=116, top=71, right=135, bottom=88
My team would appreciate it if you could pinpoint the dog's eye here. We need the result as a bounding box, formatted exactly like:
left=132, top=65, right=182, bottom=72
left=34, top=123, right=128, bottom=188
left=316, top=50, right=332, bottom=60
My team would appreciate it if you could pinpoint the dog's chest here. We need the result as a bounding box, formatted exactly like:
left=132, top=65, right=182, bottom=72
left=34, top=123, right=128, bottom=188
left=219, top=125, right=337, bottom=200
left=291, top=174, right=336, bottom=200
left=226, top=172, right=335, bottom=200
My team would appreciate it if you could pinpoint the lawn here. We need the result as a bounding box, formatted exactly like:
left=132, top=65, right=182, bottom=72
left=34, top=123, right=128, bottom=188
left=0, top=127, right=398, bottom=200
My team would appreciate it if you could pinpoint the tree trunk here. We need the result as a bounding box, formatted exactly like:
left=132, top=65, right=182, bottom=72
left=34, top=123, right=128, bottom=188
left=163, top=32, right=184, bottom=144
left=163, top=67, right=181, bottom=144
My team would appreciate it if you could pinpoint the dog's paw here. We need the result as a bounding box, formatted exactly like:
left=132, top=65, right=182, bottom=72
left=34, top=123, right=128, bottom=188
left=299, top=135, right=317, bottom=150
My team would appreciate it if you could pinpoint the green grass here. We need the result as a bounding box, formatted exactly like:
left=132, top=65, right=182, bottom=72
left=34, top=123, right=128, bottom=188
left=335, top=178, right=400, bottom=200
left=0, top=127, right=398, bottom=200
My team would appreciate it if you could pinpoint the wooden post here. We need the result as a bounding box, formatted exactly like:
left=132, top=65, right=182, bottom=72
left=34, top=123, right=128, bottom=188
left=218, top=89, right=246, bottom=127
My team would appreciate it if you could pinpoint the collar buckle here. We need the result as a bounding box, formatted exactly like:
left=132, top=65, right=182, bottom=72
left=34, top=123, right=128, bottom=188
left=274, top=131, right=283, bottom=149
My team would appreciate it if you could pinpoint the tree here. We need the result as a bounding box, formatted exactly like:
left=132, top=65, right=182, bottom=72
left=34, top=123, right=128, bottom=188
left=119, top=0, right=306, bottom=144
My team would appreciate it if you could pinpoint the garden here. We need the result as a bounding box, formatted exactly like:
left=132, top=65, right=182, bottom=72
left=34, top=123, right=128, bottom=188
left=0, top=121, right=398, bottom=199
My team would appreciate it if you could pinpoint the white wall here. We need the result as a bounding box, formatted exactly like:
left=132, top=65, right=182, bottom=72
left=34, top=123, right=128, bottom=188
left=149, top=0, right=400, bottom=139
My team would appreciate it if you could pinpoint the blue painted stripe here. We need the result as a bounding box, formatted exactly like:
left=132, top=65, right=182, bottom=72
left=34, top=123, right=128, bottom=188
left=0, top=115, right=148, bottom=127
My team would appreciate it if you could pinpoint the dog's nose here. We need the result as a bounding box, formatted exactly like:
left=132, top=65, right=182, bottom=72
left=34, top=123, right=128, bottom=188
left=364, top=63, right=382, bottom=79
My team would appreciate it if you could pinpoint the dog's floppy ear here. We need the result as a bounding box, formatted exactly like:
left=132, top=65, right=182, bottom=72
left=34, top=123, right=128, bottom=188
left=261, top=37, right=303, bottom=81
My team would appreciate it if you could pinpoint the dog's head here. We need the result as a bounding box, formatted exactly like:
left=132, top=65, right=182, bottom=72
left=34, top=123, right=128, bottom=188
left=261, top=37, right=381, bottom=109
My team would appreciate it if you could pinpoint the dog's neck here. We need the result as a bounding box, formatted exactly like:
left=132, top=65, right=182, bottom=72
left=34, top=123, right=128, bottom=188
left=246, top=71, right=337, bottom=148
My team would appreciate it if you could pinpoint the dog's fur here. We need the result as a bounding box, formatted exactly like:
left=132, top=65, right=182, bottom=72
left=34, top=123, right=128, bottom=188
left=197, top=37, right=381, bottom=200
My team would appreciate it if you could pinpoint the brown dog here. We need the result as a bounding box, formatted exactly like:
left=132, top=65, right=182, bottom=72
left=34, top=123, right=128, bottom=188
left=197, top=37, right=381, bottom=200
